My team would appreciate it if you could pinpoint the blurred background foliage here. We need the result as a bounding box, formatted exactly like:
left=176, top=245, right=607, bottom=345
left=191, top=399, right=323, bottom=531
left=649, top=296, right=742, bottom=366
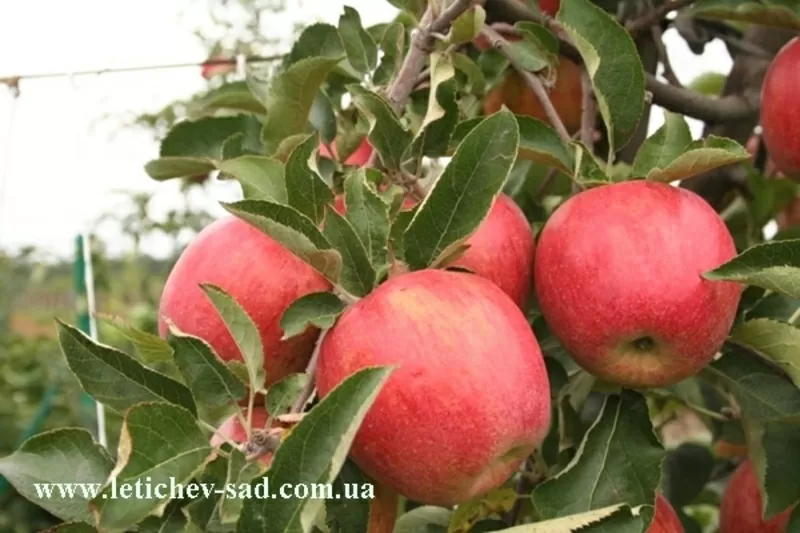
left=0, top=1, right=289, bottom=530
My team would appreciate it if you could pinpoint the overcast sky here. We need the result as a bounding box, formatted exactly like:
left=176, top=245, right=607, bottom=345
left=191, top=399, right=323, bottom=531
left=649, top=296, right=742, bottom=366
left=0, top=0, right=732, bottom=259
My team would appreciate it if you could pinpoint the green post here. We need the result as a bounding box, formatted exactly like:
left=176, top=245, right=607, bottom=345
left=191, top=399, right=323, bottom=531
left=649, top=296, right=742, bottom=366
left=74, top=235, right=100, bottom=433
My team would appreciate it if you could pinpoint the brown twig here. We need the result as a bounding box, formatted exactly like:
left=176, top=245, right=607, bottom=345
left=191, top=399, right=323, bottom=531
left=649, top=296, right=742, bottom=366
left=480, top=25, right=572, bottom=143
left=625, top=0, right=699, bottom=34
left=289, top=329, right=327, bottom=414
left=484, top=0, right=756, bottom=126
left=386, top=0, right=477, bottom=113
left=650, top=20, right=682, bottom=87
left=645, top=74, right=758, bottom=123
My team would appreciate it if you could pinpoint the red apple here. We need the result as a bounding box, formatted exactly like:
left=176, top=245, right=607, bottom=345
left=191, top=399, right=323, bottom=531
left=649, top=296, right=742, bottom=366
left=319, top=137, right=373, bottom=167
left=540, top=0, right=560, bottom=15
left=316, top=269, right=551, bottom=506
left=333, top=193, right=535, bottom=308
left=649, top=494, right=684, bottom=533
left=159, top=216, right=332, bottom=386
left=211, top=408, right=272, bottom=466
left=761, top=37, right=800, bottom=181
left=201, top=54, right=236, bottom=80
left=534, top=180, right=742, bottom=388
left=483, top=59, right=584, bottom=134
left=449, top=194, right=535, bottom=309
left=720, top=460, right=794, bottom=533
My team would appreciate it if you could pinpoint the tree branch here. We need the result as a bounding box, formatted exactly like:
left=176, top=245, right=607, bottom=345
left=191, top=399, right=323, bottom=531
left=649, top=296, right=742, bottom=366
left=386, top=0, right=476, bottom=113
left=480, top=25, right=572, bottom=143
left=680, top=26, right=795, bottom=209
left=484, top=0, right=759, bottom=126
left=625, top=0, right=699, bottom=35
left=644, top=74, right=758, bottom=123
left=650, top=19, right=682, bottom=86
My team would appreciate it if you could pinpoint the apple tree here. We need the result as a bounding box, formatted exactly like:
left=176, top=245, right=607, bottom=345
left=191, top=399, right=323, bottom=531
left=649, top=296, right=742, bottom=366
left=2, top=0, right=800, bottom=532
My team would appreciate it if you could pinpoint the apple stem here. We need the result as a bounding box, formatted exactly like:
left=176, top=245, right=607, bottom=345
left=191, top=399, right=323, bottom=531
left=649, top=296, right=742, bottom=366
left=334, top=286, right=361, bottom=305
left=480, top=25, right=572, bottom=144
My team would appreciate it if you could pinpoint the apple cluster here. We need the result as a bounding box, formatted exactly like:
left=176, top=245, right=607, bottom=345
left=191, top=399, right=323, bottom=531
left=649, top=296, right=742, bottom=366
left=158, top=135, right=747, bottom=531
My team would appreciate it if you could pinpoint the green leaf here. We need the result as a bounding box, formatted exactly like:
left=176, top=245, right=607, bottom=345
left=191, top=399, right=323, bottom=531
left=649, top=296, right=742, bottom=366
left=747, top=292, right=800, bottom=323
left=532, top=391, right=664, bottom=527
left=703, top=239, right=800, bottom=299
left=285, top=23, right=345, bottom=66
left=167, top=324, right=247, bottom=407
left=349, top=85, right=414, bottom=170
left=223, top=199, right=342, bottom=282
left=322, top=207, right=377, bottom=297
left=310, top=91, right=337, bottom=144
left=338, top=6, right=378, bottom=73
left=137, top=500, right=189, bottom=533
left=0, top=429, right=113, bottom=523
left=708, top=347, right=800, bottom=421
left=285, top=133, right=335, bottom=224
left=221, top=132, right=254, bottom=160
left=236, top=366, right=393, bottom=533
left=557, top=0, right=645, bottom=153
left=266, top=373, right=309, bottom=417
left=450, top=115, right=573, bottom=174
left=574, top=142, right=613, bottom=186
left=389, top=205, right=419, bottom=259
left=449, top=488, right=517, bottom=532
left=92, top=403, right=213, bottom=531
left=491, top=504, right=634, bottom=532
left=280, top=292, right=346, bottom=340
left=217, top=156, right=287, bottom=203
left=41, top=524, right=98, bottom=533
left=144, top=157, right=215, bottom=181
left=661, top=443, right=715, bottom=507
left=394, top=506, right=452, bottom=533
left=343, top=169, right=392, bottom=267
left=198, top=81, right=267, bottom=114
left=201, top=284, right=267, bottom=393
left=373, top=22, right=406, bottom=86
left=259, top=57, right=343, bottom=155
left=219, top=448, right=265, bottom=524
left=707, top=348, right=800, bottom=516
left=505, top=22, right=560, bottom=73
left=517, top=22, right=560, bottom=57
left=745, top=419, right=800, bottom=519
left=452, top=52, right=486, bottom=96
left=185, top=455, right=228, bottom=530
left=692, top=0, right=800, bottom=31
left=386, top=0, right=427, bottom=20
left=97, top=314, right=173, bottom=364
left=411, top=51, right=459, bottom=158
left=730, top=319, right=800, bottom=388
left=448, top=5, right=486, bottom=44
left=325, top=460, right=371, bottom=533
left=637, top=133, right=750, bottom=184
left=404, top=109, right=519, bottom=270
left=57, top=320, right=197, bottom=415
left=632, top=112, right=692, bottom=178
left=161, top=115, right=264, bottom=159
